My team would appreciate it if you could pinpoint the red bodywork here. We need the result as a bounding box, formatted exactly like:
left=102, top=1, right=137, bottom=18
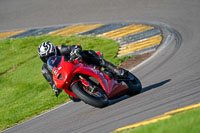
left=51, top=56, right=129, bottom=99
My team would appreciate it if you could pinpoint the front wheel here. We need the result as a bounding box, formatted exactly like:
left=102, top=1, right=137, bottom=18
left=71, top=81, right=109, bottom=108
left=69, top=95, right=81, bottom=102
left=126, top=72, right=142, bottom=96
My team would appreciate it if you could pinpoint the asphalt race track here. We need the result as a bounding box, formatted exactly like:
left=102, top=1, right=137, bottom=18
left=1, top=0, right=200, bottom=133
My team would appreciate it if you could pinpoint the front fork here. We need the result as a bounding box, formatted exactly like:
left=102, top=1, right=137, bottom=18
left=79, top=75, right=96, bottom=94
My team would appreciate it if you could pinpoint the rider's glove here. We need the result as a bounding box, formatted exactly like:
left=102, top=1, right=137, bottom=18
left=55, top=89, right=62, bottom=97
left=52, top=84, right=62, bottom=97
left=70, top=45, right=82, bottom=56
left=70, top=45, right=82, bottom=61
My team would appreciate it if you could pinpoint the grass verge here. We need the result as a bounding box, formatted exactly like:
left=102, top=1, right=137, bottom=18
left=0, top=35, right=127, bottom=130
left=115, top=107, right=200, bottom=133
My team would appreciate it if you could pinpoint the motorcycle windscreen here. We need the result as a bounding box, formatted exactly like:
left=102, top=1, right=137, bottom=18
left=47, top=56, right=62, bottom=72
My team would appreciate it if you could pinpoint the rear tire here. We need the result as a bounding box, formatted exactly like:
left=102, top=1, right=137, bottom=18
left=71, top=81, right=109, bottom=108
left=126, top=73, right=142, bottom=96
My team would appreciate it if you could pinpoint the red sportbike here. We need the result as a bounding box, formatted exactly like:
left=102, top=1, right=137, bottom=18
left=47, top=55, right=142, bottom=108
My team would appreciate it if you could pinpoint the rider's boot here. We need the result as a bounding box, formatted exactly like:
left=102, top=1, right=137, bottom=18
left=113, top=67, right=129, bottom=79
left=108, top=64, right=129, bottom=79
left=99, top=58, right=129, bottom=79
left=88, top=50, right=129, bottom=79
left=52, top=84, right=62, bottom=97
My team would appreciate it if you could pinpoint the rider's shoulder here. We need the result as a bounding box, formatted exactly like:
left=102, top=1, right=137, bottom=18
left=57, top=44, right=69, bottom=50
left=57, top=44, right=71, bottom=56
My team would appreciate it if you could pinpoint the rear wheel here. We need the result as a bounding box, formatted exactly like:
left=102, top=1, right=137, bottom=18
left=126, top=72, right=142, bottom=96
left=71, top=81, right=109, bottom=108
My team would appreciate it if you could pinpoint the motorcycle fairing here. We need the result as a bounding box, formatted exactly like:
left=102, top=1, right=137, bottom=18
left=52, top=56, right=80, bottom=89
left=73, top=64, right=129, bottom=99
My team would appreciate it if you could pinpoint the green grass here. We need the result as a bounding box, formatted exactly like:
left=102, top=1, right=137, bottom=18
left=115, top=107, right=200, bottom=133
left=0, top=35, right=126, bottom=130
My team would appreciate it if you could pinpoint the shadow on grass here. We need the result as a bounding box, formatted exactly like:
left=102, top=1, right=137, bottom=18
left=108, top=79, right=171, bottom=106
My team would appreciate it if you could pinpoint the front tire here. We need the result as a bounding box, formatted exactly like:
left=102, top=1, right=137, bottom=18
left=69, top=95, right=81, bottom=102
left=71, top=81, right=109, bottom=108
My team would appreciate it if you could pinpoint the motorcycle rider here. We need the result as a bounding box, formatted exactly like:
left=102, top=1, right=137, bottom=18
left=38, top=41, right=129, bottom=97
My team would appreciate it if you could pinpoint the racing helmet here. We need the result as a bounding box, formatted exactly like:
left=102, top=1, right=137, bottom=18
left=38, top=41, right=57, bottom=62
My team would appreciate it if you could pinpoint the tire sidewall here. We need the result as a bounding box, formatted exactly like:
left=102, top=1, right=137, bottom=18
left=71, top=81, right=109, bottom=108
left=126, top=73, right=142, bottom=96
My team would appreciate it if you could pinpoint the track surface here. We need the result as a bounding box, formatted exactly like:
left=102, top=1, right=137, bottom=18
left=1, top=0, right=200, bottom=133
